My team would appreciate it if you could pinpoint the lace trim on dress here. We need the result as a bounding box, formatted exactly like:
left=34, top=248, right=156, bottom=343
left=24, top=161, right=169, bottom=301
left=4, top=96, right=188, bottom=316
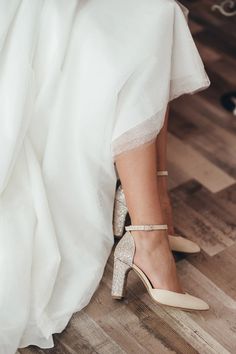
left=111, top=75, right=210, bottom=161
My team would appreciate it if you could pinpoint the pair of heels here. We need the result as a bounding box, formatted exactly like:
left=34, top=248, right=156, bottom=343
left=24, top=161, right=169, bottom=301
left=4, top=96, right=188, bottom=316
left=111, top=171, right=209, bottom=311
left=113, top=170, right=200, bottom=254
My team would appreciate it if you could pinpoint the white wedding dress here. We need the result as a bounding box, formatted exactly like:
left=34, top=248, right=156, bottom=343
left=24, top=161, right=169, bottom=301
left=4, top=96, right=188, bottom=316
left=0, top=0, right=210, bottom=353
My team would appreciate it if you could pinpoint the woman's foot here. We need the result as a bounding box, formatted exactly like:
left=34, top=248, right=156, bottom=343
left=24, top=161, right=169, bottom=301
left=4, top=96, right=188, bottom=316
left=132, top=230, right=184, bottom=293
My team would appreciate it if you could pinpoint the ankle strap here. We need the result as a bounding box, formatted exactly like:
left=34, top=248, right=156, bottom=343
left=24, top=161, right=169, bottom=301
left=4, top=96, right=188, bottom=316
left=125, top=224, right=168, bottom=231
left=157, top=170, right=168, bottom=176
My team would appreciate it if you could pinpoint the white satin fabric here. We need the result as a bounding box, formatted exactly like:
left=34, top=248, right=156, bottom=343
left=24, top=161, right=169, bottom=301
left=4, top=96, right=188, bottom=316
left=0, top=0, right=210, bottom=353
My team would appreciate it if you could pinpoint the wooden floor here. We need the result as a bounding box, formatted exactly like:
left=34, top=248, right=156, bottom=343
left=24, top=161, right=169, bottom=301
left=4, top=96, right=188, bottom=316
left=19, top=1, right=236, bottom=354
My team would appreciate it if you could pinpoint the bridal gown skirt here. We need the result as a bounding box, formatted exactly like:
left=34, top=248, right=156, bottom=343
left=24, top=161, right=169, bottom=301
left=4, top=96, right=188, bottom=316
left=0, top=0, right=210, bottom=352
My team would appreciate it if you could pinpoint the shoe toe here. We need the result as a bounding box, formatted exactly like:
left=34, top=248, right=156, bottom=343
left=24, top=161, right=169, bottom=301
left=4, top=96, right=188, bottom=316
left=169, top=235, right=201, bottom=253
left=150, top=289, right=209, bottom=311
left=185, top=293, right=209, bottom=310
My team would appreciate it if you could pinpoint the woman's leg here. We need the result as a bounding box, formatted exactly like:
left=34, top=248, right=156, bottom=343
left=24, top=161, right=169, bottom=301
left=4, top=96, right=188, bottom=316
left=155, top=105, right=175, bottom=235
left=114, top=139, right=183, bottom=292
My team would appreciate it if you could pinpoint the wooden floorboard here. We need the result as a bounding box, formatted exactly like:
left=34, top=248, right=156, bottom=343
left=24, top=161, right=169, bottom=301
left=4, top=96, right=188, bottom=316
left=170, top=180, right=236, bottom=256
left=19, top=1, right=236, bottom=353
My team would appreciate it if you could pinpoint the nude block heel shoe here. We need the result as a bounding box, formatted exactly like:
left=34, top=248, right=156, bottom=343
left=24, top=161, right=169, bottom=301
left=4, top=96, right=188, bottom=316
left=113, top=182, right=128, bottom=238
left=113, top=170, right=200, bottom=254
left=111, top=224, right=209, bottom=311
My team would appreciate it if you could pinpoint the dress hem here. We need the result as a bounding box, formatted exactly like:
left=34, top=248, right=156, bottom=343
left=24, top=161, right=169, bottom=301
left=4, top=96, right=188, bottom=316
left=111, top=76, right=210, bottom=161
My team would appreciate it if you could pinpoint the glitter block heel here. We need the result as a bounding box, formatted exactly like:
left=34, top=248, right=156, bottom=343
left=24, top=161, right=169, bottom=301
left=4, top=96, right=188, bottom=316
left=113, top=185, right=128, bottom=238
left=111, top=258, right=131, bottom=299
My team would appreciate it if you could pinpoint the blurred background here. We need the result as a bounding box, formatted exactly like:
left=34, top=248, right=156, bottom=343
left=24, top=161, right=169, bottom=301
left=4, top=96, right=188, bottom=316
left=168, top=0, right=236, bottom=254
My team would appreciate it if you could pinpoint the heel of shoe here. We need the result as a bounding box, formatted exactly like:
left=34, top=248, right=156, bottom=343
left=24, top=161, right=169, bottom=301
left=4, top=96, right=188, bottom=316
left=113, top=190, right=128, bottom=238
left=111, top=258, right=131, bottom=299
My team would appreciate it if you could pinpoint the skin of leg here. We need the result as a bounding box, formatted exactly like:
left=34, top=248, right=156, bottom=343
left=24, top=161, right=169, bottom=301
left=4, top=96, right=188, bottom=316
left=114, top=139, right=183, bottom=293
left=155, top=104, right=175, bottom=234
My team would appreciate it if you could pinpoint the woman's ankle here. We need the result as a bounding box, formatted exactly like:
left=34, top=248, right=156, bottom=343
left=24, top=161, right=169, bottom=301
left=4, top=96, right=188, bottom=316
left=130, top=230, right=169, bottom=250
